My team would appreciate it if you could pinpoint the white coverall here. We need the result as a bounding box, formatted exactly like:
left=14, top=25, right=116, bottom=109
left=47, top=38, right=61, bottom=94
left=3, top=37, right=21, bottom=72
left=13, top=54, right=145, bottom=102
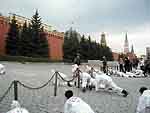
left=6, top=100, right=29, bottom=113
left=0, top=64, right=5, bottom=74
left=80, top=72, right=91, bottom=88
left=64, top=97, right=95, bottom=113
left=137, top=90, right=150, bottom=113
left=92, top=72, right=123, bottom=93
left=72, top=64, right=91, bottom=88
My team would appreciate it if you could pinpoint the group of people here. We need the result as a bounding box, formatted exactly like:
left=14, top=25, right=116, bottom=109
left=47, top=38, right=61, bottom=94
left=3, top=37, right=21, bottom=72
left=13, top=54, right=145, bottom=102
left=73, top=54, right=129, bottom=96
left=73, top=53, right=149, bottom=76
left=72, top=64, right=129, bottom=97
left=118, top=57, right=143, bottom=73
left=5, top=55, right=150, bottom=113
left=8, top=87, right=150, bottom=113
left=64, top=87, right=150, bottom=113
left=119, top=57, right=150, bottom=76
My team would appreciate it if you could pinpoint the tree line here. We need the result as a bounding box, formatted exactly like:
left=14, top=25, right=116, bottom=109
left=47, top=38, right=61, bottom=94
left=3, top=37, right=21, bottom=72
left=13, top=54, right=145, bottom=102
left=6, top=10, right=49, bottom=58
left=63, top=29, right=113, bottom=61
left=5, top=10, right=113, bottom=61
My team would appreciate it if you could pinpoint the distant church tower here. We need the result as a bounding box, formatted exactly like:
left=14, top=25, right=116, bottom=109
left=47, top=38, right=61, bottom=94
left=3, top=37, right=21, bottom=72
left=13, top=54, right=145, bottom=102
left=131, top=44, right=134, bottom=53
left=100, top=32, right=107, bottom=47
left=124, top=33, right=129, bottom=54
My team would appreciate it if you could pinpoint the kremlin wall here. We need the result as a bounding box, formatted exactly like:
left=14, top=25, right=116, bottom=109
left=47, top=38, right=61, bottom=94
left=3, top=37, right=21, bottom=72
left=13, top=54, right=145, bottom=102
left=0, top=14, right=64, bottom=61
left=0, top=13, right=136, bottom=61
left=0, top=16, right=9, bottom=56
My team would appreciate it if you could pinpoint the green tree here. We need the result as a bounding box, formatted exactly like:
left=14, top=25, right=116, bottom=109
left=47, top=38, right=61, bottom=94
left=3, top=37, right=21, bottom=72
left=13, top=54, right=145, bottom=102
left=6, top=15, right=20, bottom=56
left=63, top=29, right=80, bottom=60
left=100, top=46, right=113, bottom=61
left=30, top=10, right=49, bottom=57
left=79, top=35, right=89, bottom=59
left=20, top=21, right=30, bottom=56
left=87, top=36, right=92, bottom=59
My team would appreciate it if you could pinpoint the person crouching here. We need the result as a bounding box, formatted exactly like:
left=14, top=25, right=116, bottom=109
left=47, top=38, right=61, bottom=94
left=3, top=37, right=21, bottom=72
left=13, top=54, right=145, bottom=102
left=90, top=72, right=128, bottom=97
left=64, top=90, right=95, bottom=113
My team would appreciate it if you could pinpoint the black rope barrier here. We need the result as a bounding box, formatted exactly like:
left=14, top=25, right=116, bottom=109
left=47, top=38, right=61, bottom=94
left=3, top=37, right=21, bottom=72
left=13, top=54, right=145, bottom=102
left=56, top=69, right=81, bottom=82
left=17, top=73, right=55, bottom=90
left=57, top=72, right=75, bottom=82
left=0, top=81, right=14, bottom=103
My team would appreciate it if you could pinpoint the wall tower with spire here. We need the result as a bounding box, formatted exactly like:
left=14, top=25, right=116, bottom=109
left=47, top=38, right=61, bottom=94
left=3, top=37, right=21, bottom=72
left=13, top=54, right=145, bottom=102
left=131, top=44, right=134, bottom=53
left=124, top=33, right=129, bottom=54
left=100, top=32, right=107, bottom=47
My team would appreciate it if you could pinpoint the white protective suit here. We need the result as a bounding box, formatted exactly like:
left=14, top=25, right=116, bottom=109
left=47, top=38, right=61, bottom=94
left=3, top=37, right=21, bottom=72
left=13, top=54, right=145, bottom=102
left=0, top=64, right=5, bottom=74
left=92, top=72, right=123, bottom=93
left=115, top=71, right=128, bottom=77
left=72, top=64, right=91, bottom=88
left=137, top=90, right=150, bottom=113
left=132, top=69, right=144, bottom=77
left=64, top=97, right=95, bottom=113
left=80, top=72, right=91, bottom=88
left=6, top=100, right=29, bottom=113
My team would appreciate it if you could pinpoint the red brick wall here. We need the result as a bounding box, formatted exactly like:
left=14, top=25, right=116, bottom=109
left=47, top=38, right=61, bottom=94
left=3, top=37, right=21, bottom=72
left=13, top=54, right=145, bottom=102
left=46, top=32, right=64, bottom=60
left=0, top=16, right=64, bottom=61
left=0, top=16, right=9, bottom=55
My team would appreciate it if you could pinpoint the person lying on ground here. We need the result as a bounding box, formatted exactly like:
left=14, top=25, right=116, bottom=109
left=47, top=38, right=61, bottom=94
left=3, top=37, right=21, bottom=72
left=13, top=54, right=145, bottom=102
left=89, top=71, right=128, bottom=97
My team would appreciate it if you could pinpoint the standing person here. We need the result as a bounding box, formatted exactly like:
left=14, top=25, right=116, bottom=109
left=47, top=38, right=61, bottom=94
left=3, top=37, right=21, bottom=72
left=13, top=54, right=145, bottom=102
left=64, top=90, right=95, bottom=113
left=119, top=58, right=124, bottom=72
left=143, top=60, right=150, bottom=76
left=74, top=54, right=81, bottom=66
left=139, top=58, right=145, bottom=71
left=124, top=57, right=130, bottom=72
left=133, top=57, right=139, bottom=69
left=129, top=60, right=133, bottom=72
left=136, top=87, right=150, bottom=113
left=102, top=56, right=107, bottom=74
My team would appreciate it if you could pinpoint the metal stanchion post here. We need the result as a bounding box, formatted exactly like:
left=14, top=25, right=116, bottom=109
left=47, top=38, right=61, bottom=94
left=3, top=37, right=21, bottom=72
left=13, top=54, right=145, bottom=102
left=77, top=68, right=80, bottom=88
left=54, top=72, right=58, bottom=96
left=14, top=80, right=18, bottom=100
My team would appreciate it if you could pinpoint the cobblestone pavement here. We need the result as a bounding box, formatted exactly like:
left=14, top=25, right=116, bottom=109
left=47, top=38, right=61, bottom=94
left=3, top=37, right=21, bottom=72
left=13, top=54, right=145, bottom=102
left=0, top=62, right=150, bottom=113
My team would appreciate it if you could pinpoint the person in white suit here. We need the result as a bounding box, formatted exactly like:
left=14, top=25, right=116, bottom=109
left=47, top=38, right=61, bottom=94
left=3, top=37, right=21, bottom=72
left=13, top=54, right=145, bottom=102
left=64, top=90, right=95, bottom=113
left=72, top=64, right=92, bottom=92
left=6, top=100, right=29, bottom=113
left=90, top=71, right=128, bottom=97
left=136, top=87, right=150, bottom=113
left=0, top=63, right=5, bottom=74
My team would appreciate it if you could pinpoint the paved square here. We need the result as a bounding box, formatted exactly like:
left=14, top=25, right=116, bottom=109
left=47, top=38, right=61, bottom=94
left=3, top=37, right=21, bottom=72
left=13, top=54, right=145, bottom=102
left=0, top=62, right=150, bottom=113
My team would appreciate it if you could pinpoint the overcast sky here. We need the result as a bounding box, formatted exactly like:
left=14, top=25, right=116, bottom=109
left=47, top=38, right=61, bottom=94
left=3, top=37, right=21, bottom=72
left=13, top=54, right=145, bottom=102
left=0, top=0, right=150, bottom=56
